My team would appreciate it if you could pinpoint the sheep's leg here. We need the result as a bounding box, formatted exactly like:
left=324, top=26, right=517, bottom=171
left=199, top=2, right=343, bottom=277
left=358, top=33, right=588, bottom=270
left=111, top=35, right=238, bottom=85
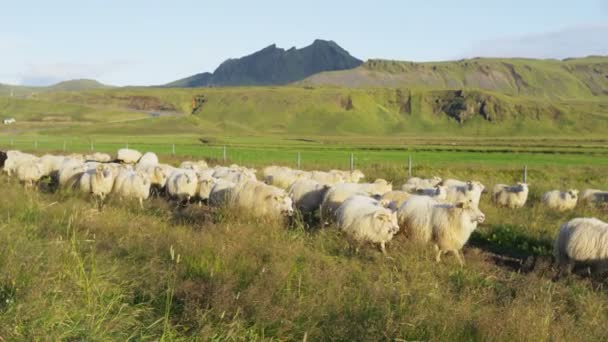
left=380, top=242, right=387, bottom=255
left=139, top=197, right=144, bottom=209
left=455, top=250, right=465, bottom=266
left=435, top=245, right=442, bottom=263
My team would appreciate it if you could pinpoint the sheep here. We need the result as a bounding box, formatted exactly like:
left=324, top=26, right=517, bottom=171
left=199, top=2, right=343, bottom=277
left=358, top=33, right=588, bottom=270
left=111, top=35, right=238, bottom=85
left=79, top=165, right=115, bottom=202
left=208, top=179, right=237, bottom=207
left=492, top=183, right=529, bottom=208
left=230, top=180, right=294, bottom=220
left=16, top=160, right=45, bottom=189
left=138, top=152, right=159, bottom=166
left=85, top=152, right=112, bottom=163
left=0, top=151, right=7, bottom=169
left=320, top=180, right=393, bottom=222
left=542, top=190, right=579, bottom=211
left=381, top=190, right=412, bottom=210
left=397, top=196, right=485, bottom=265
left=329, top=169, right=365, bottom=183
left=402, top=176, right=442, bottom=193
left=580, top=189, right=608, bottom=207
left=445, top=181, right=485, bottom=207
left=180, top=160, right=208, bottom=171
left=213, top=167, right=256, bottom=184
left=554, top=218, right=608, bottom=274
left=3, top=151, right=38, bottom=176
left=266, top=168, right=309, bottom=189
left=336, top=195, right=400, bottom=254
left=116, top=148, right=142, bottom=164
left=441, top=178, right=468, bottom=188
left=57, top=160, right=86, bottom=189
left=166, top=169, right=198, bottom=202
left=113, top=170, right=151, bottom=208
left=287, top=179, right=331, bottom=215
left=197, top=176, right=217, bottom=202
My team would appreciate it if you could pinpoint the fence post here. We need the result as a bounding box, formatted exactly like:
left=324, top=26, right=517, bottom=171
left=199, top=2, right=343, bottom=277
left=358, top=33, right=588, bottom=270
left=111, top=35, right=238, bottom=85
left=350, top=153, right=354, bottom=172
left=90, top=141, right=94, bottom=151
left=63, top=140, right=66, bottom=152
left=223, top=145, right=227, bottom=163
left=408, top=155, right=412, bottom=178
left=523, top=165, right=528, bottom=183
left=172, top=144, right=175, bottom=156
left=34, top=140, right=37, bottom=149
left=126, top=142, right=129, bottom=149
left=297, top=152, right=301, bottom=169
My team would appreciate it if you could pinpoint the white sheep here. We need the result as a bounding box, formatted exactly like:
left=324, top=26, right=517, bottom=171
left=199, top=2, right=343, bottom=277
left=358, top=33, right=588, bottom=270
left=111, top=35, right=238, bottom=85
left=85, top=152, right=112, bottom=163
left=138, top=152, right=159, bottom=166
left=329, top=169, right=365, bottom=183
left=554, top=218, right=608, bottom=274
left=166, top=169, right=198, bottom=202
left=79, top=165, right=115, bottom=201
left=397, top=196, right=485, bottom=265
left=287, top=179, right=331, bottom=215
left=57, top=160, right=86, bottom=189
left=402, top=176, right=442, bottom=192
left=266, top=168, right=309, bottom=189
left=197, top=176, right=218, bottom=201
left=415, top=185, right=448, bottom=201
left=116, top=148, right=142, bottom=164
left=230, top=180, right=294, bottom=220
left=137, top=164, right=170, bottom=190
left=180, top=160, right=209, bottom=171
left=492, top=183, right=529, bottom=208
left=580, top=189, right=608, bottom=206
left=16, top=160, right=45, bottom=189
left=3, top=150, right=38, bottom=176
left=381, top=190, right=412, bottom=210
left=336, top=195, right=400, bottom=254
left=445, top=181, right=485, bottom=207
left=113, top=170, right=151, bottom=208
left=542, top=190, right=579, bottom=211
left=310, top=171, right=344, bottom=185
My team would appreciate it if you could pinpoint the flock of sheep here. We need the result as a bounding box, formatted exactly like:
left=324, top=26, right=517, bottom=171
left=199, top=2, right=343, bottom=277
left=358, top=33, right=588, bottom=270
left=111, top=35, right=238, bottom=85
left=1, top=148, right=607, bottom=274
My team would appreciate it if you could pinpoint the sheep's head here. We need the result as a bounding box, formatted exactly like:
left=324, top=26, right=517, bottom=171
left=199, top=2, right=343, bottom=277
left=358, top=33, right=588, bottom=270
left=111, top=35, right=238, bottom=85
left=198, top=178, right=216, bottom=199
left=373, top=210, right=400, bottom=235
left=455, top=200, right=486, bottom=224
left=350, top=170, right=365, bottom=182
left=466, top=181, right=485, bottom=193
left=435, top=185, right=447, bottom=199
left=431, top=176, right=443, bottom=186
left=568, top=189, right=579, bottom=199
left=153, top=166, right=168, bottom=185
left=267, top=193, right=294, bottom=216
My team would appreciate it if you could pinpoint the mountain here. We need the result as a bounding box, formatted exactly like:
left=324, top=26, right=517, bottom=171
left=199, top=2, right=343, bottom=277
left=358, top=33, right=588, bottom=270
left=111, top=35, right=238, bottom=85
left=0, top=79, right=112, bottom=97
left=299, top=56, right=608, bottom=99
left=166, top=39, right=363, bottom=87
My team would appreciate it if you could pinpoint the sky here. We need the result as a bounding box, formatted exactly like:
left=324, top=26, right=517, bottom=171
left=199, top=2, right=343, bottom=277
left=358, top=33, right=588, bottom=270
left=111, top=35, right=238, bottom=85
left=1, top=0, right=607, bottom=86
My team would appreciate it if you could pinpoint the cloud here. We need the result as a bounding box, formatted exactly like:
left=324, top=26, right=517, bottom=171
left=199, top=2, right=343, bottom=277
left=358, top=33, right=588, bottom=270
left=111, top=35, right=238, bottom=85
left=18, top=61, right=133, bottom=86
left=465, top=25, right=608, bottom=59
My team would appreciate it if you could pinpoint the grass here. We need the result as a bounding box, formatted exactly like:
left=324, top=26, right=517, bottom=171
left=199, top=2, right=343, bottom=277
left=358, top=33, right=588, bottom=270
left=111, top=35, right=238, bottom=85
left=1, top=156, right=608, bottom=340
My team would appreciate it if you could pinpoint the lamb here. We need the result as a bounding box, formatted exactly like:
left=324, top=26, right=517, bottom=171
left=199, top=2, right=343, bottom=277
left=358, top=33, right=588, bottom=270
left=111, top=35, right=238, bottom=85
left=492, top=183, right=529, bottom=208
left=113, top=170, right=151, bottom=208
left=166, top=169, right=198, bottom=202
left=16, top=160, right=45, bottom=189
left=542, top=190, right=579, bottom=211
left=336, top=195, right=400, bottom=254
left=85, top=152, right=112, bottom=163
left=287, top=179, right=331, bottom=215
left=116, top=148, right=142, bottom=164
left=138, top=152, right=159, bottom=166
left=554, top=218, right=608, bottom=274
left=230, top=180, right=294, bottom=220
left=397, top=196, right=485, bottom=265
left=208, top=179, right=237, bottom=207
left=402, top=176, right=442, bottom=193
left=445, top=181, right=485, bottom=207
left=580, top=189, right=608, bottom=207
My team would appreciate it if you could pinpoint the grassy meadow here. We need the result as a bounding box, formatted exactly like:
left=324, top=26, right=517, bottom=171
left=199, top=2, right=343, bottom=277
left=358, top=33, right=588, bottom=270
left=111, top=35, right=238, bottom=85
left=0, top=158, right=608, bottom=340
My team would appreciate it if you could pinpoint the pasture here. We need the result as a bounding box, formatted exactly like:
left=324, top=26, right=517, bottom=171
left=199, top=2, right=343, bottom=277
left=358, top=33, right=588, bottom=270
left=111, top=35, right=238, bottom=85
left=1, top=145, right=608, bottom=340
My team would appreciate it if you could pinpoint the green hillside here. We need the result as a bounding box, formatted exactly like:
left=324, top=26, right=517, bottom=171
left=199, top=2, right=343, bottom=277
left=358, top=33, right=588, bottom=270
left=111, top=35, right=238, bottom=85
left=300, top=56, right=608, bottom=99
left=10, top=86, right=606, bottom=138
left=0, top=79, right=112, bottom=97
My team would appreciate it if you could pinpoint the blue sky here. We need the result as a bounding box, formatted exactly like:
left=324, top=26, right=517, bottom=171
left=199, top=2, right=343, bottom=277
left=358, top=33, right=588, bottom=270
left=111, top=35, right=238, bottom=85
left=1, top=0, right=606, bottom=86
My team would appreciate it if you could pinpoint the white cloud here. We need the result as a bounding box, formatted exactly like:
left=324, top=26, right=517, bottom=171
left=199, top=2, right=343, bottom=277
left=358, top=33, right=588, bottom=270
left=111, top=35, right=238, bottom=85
left=465, top=25, right=608, bottom=59
left=17, top=60, right=133, bottom=86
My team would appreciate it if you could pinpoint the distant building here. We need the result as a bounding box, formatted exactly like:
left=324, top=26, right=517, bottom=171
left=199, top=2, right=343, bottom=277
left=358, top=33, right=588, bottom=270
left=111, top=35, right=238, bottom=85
left=3, top=118, right=16, bottom=125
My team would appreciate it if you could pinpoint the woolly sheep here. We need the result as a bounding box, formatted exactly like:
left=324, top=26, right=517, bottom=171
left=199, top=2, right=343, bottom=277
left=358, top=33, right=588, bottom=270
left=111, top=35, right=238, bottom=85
left=402, top=176, right=442, bottom=193
left=166, top=169, right=198, bottom=202
left=180, top=160, right=208, bottom=171
left=441, top=178, right=468, bottom=188
left=230, top=180, right=294, bottom=220
left=287, top=179, right=331, bottom=214
left=79, top=165, right=115, bottom=201
left=197, top=176, right=218, bottom=201
left=113, top=170, right=151, bottom=208
left=381, top=190, right=412, bottom=210
left=397, top=196, right=485, bottom=265
left=138, top=152, right=159, bottom=166
left=555, top=218, right=608, bottom=274
left=329, top=169, right=365, bottom=183
left=310, top=171, right=344, bottom=185
left=116, top=148, right=142, bottom=164
left=137, top=164, right=170, bottom=189
left=266, top=169, right=309, bottom=189
left=85, top=152, right=112, bottom=163
left=580, top=189, right=608, bottom=206
left=0, top=151, right=7, bottom=169
left=208, top=179, right=237, bottom=207
left=336, top=195, right=400, bottom=254
left=415, top=185, right=448, bottom=201
left=542, top=190, right=579, bottom=211
left=16, top=160, right=45, bottom=189
left=3, top=150, right=38, bottom=176
left=57, top=160, right=86, bottom=189
left=492, top=183, right=529, bottom=208
left=445, top=181, right=485, bottom=207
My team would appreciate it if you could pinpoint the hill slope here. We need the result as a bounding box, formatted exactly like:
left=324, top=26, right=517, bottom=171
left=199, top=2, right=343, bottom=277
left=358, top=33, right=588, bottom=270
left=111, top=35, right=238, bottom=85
left=0, top=79, right=112, bottom=97
left=300, top=56, right=608, bottom=99
left=166, top=39, right=363, bottom=87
